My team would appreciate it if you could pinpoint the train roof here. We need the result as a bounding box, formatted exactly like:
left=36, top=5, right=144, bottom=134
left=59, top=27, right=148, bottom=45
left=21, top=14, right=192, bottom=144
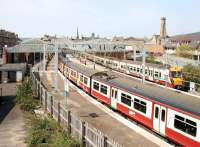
left=119, top=59, right=170, bottom=69
left=94, top=73, right=200, bottom=117
left=66, top=61, right=97, bottom=77
left=95, top=55, right=171, bottom=69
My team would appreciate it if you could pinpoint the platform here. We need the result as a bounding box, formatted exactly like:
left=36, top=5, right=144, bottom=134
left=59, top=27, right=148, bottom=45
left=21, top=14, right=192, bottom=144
left=35, top=68, right=172, bottom=147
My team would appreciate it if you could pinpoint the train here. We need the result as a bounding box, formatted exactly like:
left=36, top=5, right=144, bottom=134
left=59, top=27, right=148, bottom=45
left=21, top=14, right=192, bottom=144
left=58, top=56, right=200, bottom=147
left=80, top=53, right=184, bottom=89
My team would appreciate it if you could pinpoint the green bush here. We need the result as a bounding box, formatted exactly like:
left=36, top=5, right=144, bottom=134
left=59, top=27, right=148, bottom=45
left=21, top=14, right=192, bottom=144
left=27, top=117, right=55, bottom=147
left=183, top=64, right=200, bottom=91
left=27, top=116, right=80, bottom=147
left=51, top=129, right=80, bottom=147
left=20, top=96, right=39, bottom=112
left=146, top=56, right=162, bottom=65
left=16, top=77, right=39, bottom=112
left=176, top=45, right=195, bottom=59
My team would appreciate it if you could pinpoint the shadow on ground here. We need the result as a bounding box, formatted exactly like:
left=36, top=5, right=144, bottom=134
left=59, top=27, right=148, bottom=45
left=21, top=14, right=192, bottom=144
left=0, top=96, right=16, bottom=124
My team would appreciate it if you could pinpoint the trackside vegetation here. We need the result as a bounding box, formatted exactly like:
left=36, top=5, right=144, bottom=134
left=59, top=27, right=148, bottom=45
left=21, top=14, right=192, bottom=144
left=183, top=64, right=200, bottom=91
left=16, top=77, right=80, bottom=147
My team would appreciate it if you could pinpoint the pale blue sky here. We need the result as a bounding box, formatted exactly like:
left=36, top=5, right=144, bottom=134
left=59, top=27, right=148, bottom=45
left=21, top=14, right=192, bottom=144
left=0, top=0, right=200, bottom=38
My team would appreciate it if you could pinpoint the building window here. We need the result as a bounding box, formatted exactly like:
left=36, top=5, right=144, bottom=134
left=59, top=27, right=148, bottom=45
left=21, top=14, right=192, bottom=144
left=121, top=93, right=131, bottom=106
left=174, top=115, right=197, bottom=137
left=134, top=98, right=147, bottom=113
left=100, top=85, right=107, bottom=95
left=84, top=77, right=88, bottom=85
left=93, top=82, right=99, bottom=91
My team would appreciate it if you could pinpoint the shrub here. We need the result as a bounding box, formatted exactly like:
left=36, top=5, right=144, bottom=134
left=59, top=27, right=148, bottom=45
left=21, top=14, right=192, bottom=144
left=27, top=116, right=80, bottom=147
left=183, top=64, right=200, bottom=91
left=16, top=77, right=39, bottom=112
left=176, top=45, right=195, bottom=59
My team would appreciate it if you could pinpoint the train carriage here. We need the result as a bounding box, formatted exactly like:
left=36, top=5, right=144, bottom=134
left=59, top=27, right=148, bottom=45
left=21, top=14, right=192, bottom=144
left=83, top=54, right=184, bottom=89
left=61, top=57, right=200, bottom=147
left=92, top=72, right=200, bottom=146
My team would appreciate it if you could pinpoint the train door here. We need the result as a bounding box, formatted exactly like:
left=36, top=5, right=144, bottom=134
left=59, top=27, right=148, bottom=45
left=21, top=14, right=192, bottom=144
left=153, top=104, right=167, bottom=136
left=111, top=88, right=118, bottom=109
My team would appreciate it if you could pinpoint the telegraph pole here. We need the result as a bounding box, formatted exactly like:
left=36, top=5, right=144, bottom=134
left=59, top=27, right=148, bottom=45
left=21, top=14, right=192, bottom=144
left=54, top=44, right=58, bottom=89
left=43, top=44, right=46, bottom=72
left=133, top=46, right=136, bottom=61
left=64, top=76, right=69, bottom=108
left=93, top=51, right=96, bottom=70
left=142, top=44, right=146, bottom=84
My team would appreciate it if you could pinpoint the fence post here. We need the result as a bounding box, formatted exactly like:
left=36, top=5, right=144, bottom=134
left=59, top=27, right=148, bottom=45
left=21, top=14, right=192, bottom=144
left=40, top=86, right=42, bottom=104
left=50, top=96, right=53, bottom=117
left=58, top=102, right=61, bottom=124
left=81, top=122, right=86, bottom=146
left=45, top=91, right=47, bottom=111
left=67, top=110, right=71, bottom=134
left=104, top=136, right=108, bottom=147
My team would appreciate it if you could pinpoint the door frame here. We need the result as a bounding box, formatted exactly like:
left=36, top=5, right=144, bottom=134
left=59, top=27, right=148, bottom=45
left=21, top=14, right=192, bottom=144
left=153, top=104, right=167, bottom=136
left=111, top=87, right=118, bottom=109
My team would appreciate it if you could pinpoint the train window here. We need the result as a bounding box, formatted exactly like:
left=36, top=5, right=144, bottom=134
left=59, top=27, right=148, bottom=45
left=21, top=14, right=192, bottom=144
left=84, top=77, right=88, bottom=85
left=115, top=91, right=118, bottom=99
left=186, top=119, right=197, bottom=137
left=174, top=115, right=197, bottom=137
left=111, top=89, right=114, bottom=98
left=155, top=107, right=159, bottom=118
left=149, top=70, right=153, bottom=76
left=145, top=69, right=148, bottom=75
left=134, top=98, right=147, bottom=113
left=100, top=85, right=107, bottom=95
left=154, top=71, right=159, bottom=78
left=161, top=110, right=165, bottom=121
left=159, top=72, right=161, bottom=78
left=80, top=75, right=83, bottom=82
left=140, top=69, right=143, bottom=73
left=137, top=68, right=140, bottom=73
left=121, top=93, right=131, bottom=107
left=93, top=82, right=99, bottom=91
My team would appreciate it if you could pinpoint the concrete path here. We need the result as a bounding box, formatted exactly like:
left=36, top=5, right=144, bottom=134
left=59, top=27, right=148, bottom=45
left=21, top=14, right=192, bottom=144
left=0, top=83, right=27, bottom=147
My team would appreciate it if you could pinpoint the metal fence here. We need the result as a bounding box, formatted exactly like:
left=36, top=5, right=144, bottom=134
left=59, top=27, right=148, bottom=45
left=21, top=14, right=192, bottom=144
left=31, top=71, right=123, bottom=147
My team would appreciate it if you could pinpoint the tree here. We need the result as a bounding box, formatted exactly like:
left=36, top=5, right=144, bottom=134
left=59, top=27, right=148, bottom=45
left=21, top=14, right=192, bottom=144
left=183, top=64, right=200, bottom=91
left=176, top=45, right=195, bottom=59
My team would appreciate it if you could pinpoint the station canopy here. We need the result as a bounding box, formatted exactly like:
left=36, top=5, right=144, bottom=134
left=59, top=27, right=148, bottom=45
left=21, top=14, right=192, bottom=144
left=7, top=38, right=56, bottom=53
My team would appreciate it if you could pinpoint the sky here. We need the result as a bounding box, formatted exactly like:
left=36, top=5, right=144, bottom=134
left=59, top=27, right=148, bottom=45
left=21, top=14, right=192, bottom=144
left=0, top=0, right=200, bottom=38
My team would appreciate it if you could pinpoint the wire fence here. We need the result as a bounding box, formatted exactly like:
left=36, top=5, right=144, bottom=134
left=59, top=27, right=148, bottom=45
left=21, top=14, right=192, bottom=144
left=31, top=71, right=123, bottom=147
